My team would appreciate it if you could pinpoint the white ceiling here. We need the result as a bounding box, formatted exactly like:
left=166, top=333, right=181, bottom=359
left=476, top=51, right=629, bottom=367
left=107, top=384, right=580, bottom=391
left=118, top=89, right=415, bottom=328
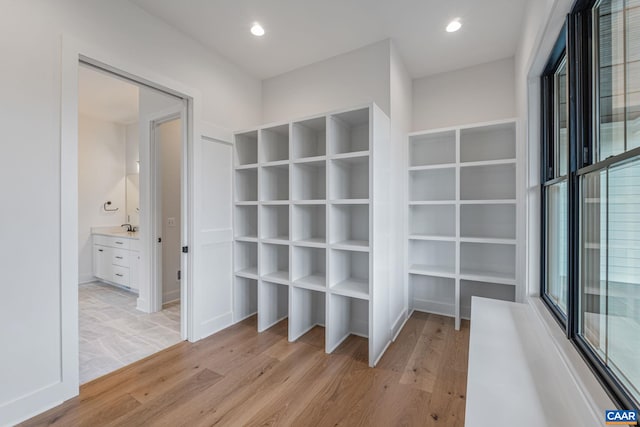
left=79, top=66, right=139, bottom=124
left=131, top=0, right=527, bottom=79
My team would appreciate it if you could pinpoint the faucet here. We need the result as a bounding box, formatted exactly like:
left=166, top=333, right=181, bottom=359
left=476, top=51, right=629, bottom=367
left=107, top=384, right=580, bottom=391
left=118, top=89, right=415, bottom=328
left=121, top=223, right=134, bottom=232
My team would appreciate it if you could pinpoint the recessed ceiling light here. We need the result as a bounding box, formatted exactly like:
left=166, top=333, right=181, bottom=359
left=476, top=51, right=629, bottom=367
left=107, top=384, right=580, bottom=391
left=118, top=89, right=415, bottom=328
left=251, top=23, right=265, bottom=37
left=446, top=19, right=462, bottom=33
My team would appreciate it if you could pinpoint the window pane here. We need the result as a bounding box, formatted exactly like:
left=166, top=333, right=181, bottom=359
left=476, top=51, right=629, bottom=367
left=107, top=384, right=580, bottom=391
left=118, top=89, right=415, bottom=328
left=556, top=60, right=569, bottom=176
left=628, top=3, right=640, bottom=150
left=546, top=180, right=568, bottom=314
left=580, top=156, right=640, bottom=403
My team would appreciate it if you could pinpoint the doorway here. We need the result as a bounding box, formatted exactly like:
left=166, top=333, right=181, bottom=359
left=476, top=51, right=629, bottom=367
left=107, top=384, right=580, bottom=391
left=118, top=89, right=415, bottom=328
left=77, top=63, right=187, bottom=384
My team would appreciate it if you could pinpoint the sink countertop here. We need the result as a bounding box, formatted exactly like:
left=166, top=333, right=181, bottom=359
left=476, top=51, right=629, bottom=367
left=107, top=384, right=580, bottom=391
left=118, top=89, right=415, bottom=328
left=91, top=227, right=140, bottom=240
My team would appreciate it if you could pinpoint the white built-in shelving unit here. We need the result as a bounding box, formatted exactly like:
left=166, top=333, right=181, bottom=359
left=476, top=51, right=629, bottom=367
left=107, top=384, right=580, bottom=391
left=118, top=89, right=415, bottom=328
left=407, top=120, right=519, bottom=329
left=233, top=104, right=393, bottom=367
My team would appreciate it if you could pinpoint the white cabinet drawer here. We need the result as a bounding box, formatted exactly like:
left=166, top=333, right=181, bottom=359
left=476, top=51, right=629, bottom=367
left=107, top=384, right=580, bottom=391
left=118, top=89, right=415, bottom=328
left=93, top=235, right=131, bottom=250
left=112, top=265, right=130, bottom=287
left=112, top=248, right=130, bottom=268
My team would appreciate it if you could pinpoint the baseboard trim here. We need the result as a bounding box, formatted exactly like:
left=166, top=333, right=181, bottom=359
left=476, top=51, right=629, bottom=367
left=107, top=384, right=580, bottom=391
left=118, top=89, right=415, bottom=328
left=162, top=289, right=180, bottom=305
left=198, top=311, right=233, bottom=340
left=0, top=381, right=72, bottom=427
left=391, top=309, right=409, bottom=342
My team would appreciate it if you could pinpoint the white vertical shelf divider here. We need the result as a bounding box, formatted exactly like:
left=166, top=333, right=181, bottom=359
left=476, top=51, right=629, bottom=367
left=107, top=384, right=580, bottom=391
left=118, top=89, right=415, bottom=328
left=234, top=104, right=393, bottom=367
left=407, top=119, right=519, bottom=330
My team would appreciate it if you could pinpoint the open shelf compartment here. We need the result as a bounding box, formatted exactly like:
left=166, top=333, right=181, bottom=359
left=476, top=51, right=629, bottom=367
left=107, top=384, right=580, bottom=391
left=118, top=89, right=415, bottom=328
left=328, top=108, right=370, bottom=155
left=260, top=205, right=289, bottom=241
left=329, top=249, right=369, bottom=299
left=409, top=168, right=455, bottom=202
left=460, top=241, right=515, bottom=281
left=258, top=280, right=289, bottom=332
left=293, top=117, right=326, bottom=160
left=460, top=164, right=515, bottom=200
left=261, top=164, right=289, bottom=201
left=409, top=204, right=456, bottom=238
left=410, top=131, right=456, bottom=167
left=292, top=160, right=326, bottom=200
left=330, top=156, right=369, bottom=200
left=260, top=124, right=289, bottom=163
left=460, top=122, right=515, bottom=163
left=292, top=204, right=326, bottom=244
left=410, top=274, right=455, bottom=317
left=327, top=293, right=368, bottom=353
left=291, top=246, right=326, bottom=291
left=289, top=287, right=326, bottom=342
left=409, top=240, right=456, bottom=277
left=235, top=168, right=258, bottom=202
left=461, top=204, right=516, bottom=239
left=460, top=279, right=515, bottom=319
left=330, top=204, right=369, bottom=249
left=234, top=241, right=258, bottom=278
left=235, top=130, right=258, bottom=166
left=234, top=205, right=258, bottom=239
left=261, top=243, right=289, bottom=284
left=234, top=277, right=257, bottom=321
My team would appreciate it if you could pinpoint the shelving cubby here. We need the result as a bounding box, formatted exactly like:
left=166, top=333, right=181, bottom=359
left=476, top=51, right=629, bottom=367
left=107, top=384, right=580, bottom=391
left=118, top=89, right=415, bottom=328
left=292, top=117, right=326, bottom=160
left=260, top=205, right=289, bottom=242
left=407, top=119, right=519, bottom=330
left=291, top=246, right=326, bottom=291
left=234, top=103, right=394, bottom=367
left=235, top=130, right=258, bottom=166
left=330, top=156, right=369, bottom=201
left=289, top=287, right=326, bottom=342
left=292, top=160, right=326, bottom=201
left=260, top=124, right=289, bottom=164
left=409, top=130, right=456, bottom=167
left=291, top=204, right=326, bottom=246
left=330, top=204, right=369, bottom=250
left=328, top=108, right=370, bottom=155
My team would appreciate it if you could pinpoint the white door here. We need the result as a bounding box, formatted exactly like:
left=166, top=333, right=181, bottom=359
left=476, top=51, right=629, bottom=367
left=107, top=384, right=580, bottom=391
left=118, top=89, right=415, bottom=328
left=190, top=133, right=233, bottom=340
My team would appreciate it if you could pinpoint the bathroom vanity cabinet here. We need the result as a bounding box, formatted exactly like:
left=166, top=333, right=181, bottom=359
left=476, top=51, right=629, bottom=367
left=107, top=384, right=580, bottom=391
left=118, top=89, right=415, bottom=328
left=93, top=233, right=140, bottom=291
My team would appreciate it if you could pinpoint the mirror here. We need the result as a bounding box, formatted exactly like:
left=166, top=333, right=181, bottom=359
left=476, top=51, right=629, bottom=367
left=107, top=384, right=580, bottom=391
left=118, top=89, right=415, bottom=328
left=126, top=173, right=139, bottom=226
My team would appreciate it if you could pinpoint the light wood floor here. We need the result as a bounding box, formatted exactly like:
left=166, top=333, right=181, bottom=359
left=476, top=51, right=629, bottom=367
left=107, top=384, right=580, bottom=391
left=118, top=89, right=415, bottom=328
left=22, top=312, right=470, bottom=427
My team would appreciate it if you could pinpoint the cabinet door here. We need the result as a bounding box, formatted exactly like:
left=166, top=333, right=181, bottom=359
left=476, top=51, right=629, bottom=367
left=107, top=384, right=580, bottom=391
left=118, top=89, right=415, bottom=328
left=129, top=251, right=140, bottom=290
left=93, top=245, right=111, bottom=280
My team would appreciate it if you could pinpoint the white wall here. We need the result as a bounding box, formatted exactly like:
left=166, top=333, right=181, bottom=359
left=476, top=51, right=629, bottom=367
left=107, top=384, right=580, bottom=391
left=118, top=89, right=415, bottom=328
left=261, top=40, right=391, bottom=123
left=412, top=58, right=516, bottom=131
left=126, top=123, right=139, bottom=175
left=78, top=114, right=127, bottom=283
left=0, top=0, right=260, bottom=424
left=158, top=119, right=182, bottom=304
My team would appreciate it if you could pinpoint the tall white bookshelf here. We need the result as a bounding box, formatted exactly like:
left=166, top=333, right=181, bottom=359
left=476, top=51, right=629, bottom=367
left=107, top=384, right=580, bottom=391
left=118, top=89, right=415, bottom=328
left=407, top=120, right=519, bottom=330
left=233, top=104, right=393, bottom=367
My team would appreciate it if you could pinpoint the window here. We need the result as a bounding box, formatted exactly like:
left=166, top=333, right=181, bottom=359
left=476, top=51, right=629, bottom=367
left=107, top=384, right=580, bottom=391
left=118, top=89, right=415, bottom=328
left=541, top=0, right=640, bottom=409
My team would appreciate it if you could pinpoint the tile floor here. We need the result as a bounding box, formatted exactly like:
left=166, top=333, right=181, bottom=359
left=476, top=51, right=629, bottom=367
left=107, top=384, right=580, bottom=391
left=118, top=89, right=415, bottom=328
left=79, top=282, right=182, bottom=384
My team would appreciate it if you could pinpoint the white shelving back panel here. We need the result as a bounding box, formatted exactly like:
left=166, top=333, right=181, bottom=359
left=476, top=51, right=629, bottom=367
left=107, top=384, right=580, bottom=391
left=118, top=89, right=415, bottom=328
left=292, top=204, right=326, bottom=243
left=291, top=246, right=326, bottom=285
left=460, top=204, right=516, bottom=239
left=409, top=131, right=456, bottom=167
left=460, top=122, right=515, bottom=163
left=234, top=277, right=258, bottom=321
left=330, top=156, right=369, bottom=200
left=329, top=249, right=369, bottom=298
left=258, top=280, right=289, bottom=332
left=261, top=205, right=289, bottom=240
left=409, top=204, right=456, bottom=237
left=409, top=240, right=456, bottom=275
left=235, top=169, right=258, bottom=202
left=410, top=274, right=456, bottom=317
left=460, top=279, right=515, bottom=318
left=293, top=117, right=326, bottom=159
left=235, top=241, right=258, bottom=274
left=290, top=287, right=325, bottom=341
left=261, top=165, right=289, bottom=201
left=409, top=168, right=456, bottom=201
left=460, top=164, right=516, bottom=200
left=327, top=294, right=369, bottom=352
left=260, top=125, right=289, bottom=163
left=329, top=108, right=370, bottom=154
left=460, top=242, right=516, bottom=279
left=330, top=204, right=369, bottom=246
left=261, top=243, right=289, bottom=279
left=234, top=205, right=258, bottom=239
left=235, top=131, right=258, bottom=165
left=292, top=161, right=326, bottom=200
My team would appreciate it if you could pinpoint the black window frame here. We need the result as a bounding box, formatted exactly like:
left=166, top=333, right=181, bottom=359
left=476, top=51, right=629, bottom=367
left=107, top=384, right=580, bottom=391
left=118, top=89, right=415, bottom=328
left=541, top=0, right=640, bottom=411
